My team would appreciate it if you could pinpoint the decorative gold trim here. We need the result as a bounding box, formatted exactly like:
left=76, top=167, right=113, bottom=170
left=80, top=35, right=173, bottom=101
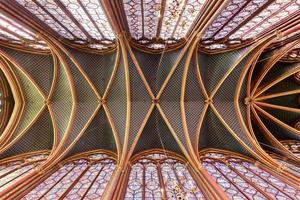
left=255, top=101, right=300, bottom=114
left=125, top=104, right=155, bottom=163
left=0, top=105, right=47, bottom=155
left=123, top=38, right=155, bottom=99
left=102, top=104, right=121, bottom=163
left=156, top=104, right=189, bottom=154
left=46, top=50, right=59, bottom=152
left=0, top=50, right=47, bottom=100
left=246, top=37, right=276, bottom=98
left=47, top=50, right=58, bottom=101
left=235, top=35, right=285, bottom=167
left=253, top=104, right=300, bottom=136
left=0, top=53, right=46, bottom=147
left=255, top=89, right=300, bottom=101
left=156, top=31, right=198, bottom=99
left=181, top=35, right=204, bottom=168
left=0, top=150, right=49, bottom=164
left=118, top=34, right=131, bottom=165
left=195, top=104, right=209, bottom=155
left=195, top=44, right=209, bottom=99
left=47, top=104, right=58, bottom=153
left=101, top=34, right=131, bottom=200
left=293, top=71, right=300, bottom=83
left=251, top=105, right=300, bottom=163
left=0, top=57, right=23, bottom=147
left=210, top=45, right=257, bottom=98
left=0, top=41, right=50, bottom=55
left=37, top=35, right=77, bottom=170
left=130, top=149, right=187, bottom=163
left=254, top=63, right=300, bottom=98
left=155, top=102, right=227, bottom=200
left=49, top=104, right=102, bottom=167
left=251, top=39, right=300, bottom=97
left=53, top=40, right=102, bottom=100
left=59, top=149, right=117, bottom=164
left=294, top=121, right=300, bottom=131
left=103, top=42, right=120, bottom=99
left=210, top=103, right=261, bottom=158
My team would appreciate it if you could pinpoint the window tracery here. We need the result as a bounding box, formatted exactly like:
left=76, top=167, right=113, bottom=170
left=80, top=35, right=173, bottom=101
left=269, top=152, right=300, bottom=178
left=123, top=0, right=207, bottom=50
left=0, top=13, right=48, bottom=50
left=15, top=0, right=115, bottom=50
left=279, top=43, right=300, bottom=62
left=230, top=0, right=300, bottom=40
left=203, top=0, right=269, bottom=41
left=200, top=150, right=300, bottom=199
left=201, top=0, right=300, bottom=51
left=23, top=151, right=116, bottom=199
left=281, top=140, right=300, bottom=158
left=124, top=151, right=205, bottom=200
left=0, top=152, right=48, bottom=192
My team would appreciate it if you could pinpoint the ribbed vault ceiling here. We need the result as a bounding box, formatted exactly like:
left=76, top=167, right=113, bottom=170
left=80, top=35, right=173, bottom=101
left=0, top=0, right=299, bottom=187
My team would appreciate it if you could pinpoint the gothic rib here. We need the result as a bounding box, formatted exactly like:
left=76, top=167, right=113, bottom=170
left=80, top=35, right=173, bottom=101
left=236, top=35, right=286, bottom=166
left=256, top=89, right=300, bottom=101
left=37, top=36, right=77, bottom=172
left=251, top=105, right=300, bottom=163
left=253, top=104, right=300, bottom=137
left=0, top=57, right=23, bottom=149
left=254, top=62, right=300, bottom=97
left=42, top=39, right=100, bottom=171
left=251, top=39, right=300, bottom=97
left=0, top=53, right=45, bottom=149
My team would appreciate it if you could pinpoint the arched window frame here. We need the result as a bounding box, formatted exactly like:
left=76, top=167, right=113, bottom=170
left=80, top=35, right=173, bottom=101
left=281, top=140, right=300, bottom=157
left=123, top=149, right=206, bottom=200
left=0, top=150, right=49, bottom=193
left=266, top=140, right=300, bottom=177
left=199, top=148, right=300, bottom=200
left=268, top=151, right=300, bottom=178
left=22, top=149, right=117, bottom=199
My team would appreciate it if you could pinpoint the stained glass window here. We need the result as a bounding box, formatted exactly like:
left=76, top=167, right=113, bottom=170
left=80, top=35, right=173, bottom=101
left=15, top=0, right=115, bottom=50
left=281, top=43, right=300, bottom=62
left=0, top=152, right=48, bottom=192
left=230, top=0, right=300, bottom=40
left=269, top=152, right=300, bottom=178
left=281, top=140, right=300, bottom=158
left=203, top=0, right=269, bottom=40
left=200, top=150, right=300, bottom=199
left=125, top=152, right=205, bottom=199
left=23, top=152, right=116, bottom=199
left=123, top=0, right=207, bottom=49
left=0, top=13, right=48, bottom=50
left=201, top=0, right=300, bottom=50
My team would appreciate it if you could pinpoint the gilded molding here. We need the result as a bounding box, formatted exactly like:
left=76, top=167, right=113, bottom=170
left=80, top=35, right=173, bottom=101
left=251, top=39, right=300, bottom=97
left=0, top=52, right=46, bottom=148
left=0, top=57, right=23, bottom=147
left=253, top=104, right=300, bottom=136
left=251, top=105, right=300, bottom=163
